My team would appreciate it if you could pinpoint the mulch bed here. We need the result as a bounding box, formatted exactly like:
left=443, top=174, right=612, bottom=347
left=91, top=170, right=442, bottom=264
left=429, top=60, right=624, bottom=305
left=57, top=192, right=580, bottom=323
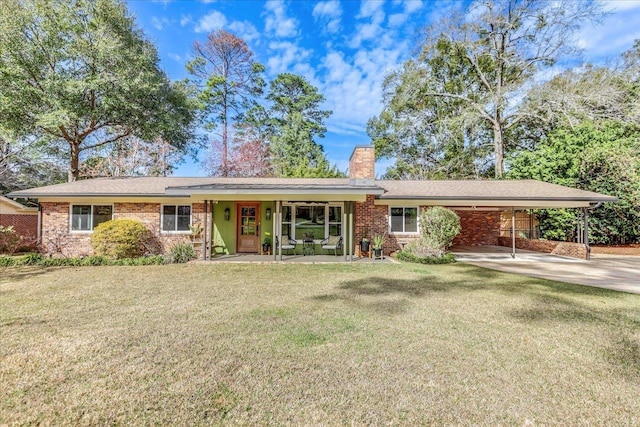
left=591, top=244, right=640, bottom=256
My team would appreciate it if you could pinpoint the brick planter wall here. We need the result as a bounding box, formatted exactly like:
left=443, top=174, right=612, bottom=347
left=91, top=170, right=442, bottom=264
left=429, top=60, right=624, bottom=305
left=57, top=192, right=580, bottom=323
left=40, top=202, right=207, bottom=257
left=498, top=236, right=587, bottom=259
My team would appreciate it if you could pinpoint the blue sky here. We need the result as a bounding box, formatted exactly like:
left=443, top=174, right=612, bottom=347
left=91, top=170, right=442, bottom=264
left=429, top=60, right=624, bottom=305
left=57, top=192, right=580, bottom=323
left=125, top=0, right=640, bottom=176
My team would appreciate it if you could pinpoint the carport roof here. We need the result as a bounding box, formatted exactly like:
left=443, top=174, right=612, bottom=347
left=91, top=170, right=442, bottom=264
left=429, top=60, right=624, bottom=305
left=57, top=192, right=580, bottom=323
left=376, top=180, right=617, bottom=203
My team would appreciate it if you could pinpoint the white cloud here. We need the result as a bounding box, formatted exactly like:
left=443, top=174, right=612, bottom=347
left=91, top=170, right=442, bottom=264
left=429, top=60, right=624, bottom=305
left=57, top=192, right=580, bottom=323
left=313, top=1, right=342, bottom=34
left=320, top=41, right=408, bottom=135
left=358, top=0, right=385, bottom=18
left=575, top=1, right=640, bottom=62
left=180, top=14, right=192, bottom=27
left=167, top=52, right=183, bottom=63
left=151, top=16, right=170, bottom=30
left=389, top=0, right=424, bottom=27
left=228, top=20, right=260, bottom=43
left=266, top=41, right=312, bottom=75
left=264, top=0, right=299, bottom=38
left=194, top=10, right=228, bottom=33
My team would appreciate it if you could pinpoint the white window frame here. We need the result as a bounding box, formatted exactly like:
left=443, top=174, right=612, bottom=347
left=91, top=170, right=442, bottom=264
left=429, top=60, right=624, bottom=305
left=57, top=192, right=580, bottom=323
left=388, top=206, right=419, bottom=235
left=161, top=204, right=192, bottom=233
left=69, top=204, right=114, bottom=233
left=285, top=202, right=344, bottom=242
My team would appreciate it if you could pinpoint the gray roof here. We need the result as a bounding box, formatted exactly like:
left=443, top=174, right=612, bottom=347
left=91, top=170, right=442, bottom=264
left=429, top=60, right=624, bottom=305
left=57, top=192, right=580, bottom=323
left=377, top=180, right=617, bottom=202
left=6, top=176, right=617, bottom=203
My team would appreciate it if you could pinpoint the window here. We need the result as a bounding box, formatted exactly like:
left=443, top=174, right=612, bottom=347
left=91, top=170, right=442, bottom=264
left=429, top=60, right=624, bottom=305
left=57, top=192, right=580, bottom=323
left=279, top=203, right=343, bottom=241
left=390, top=207, right=418, bottom=233
left=281, top=205, right=292, bottom=238
left=162, top=205, right=191, bottom=232
left=70, top=205, right=113, bottom=231
left=328, top=206, right=342, bottom=237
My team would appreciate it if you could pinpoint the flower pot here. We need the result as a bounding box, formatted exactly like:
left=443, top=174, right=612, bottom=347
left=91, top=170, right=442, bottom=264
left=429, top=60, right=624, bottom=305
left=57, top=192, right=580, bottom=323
left=360, top=240, right=370, bottom=252
left=373, top=248, right=383, bottom=258
left=262, top=244, right=271, bottom=253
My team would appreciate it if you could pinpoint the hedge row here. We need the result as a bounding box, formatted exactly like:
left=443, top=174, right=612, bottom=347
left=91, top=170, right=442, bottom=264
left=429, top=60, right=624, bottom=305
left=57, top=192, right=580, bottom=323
left=395, top=251, right=456, bottom=264
left=0, top=254, right=166, bottom=268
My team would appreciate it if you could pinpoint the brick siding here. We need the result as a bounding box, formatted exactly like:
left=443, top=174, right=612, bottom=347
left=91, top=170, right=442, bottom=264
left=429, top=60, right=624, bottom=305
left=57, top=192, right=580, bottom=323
left=353, top=199, right=503, bottom=256
left=39, top=201, right=207, bottom=257
left=0, top=214, right=38, bottom=248
left=498, top=236, right=588, bottom=259
left=452, top=210, right=501, bottom=246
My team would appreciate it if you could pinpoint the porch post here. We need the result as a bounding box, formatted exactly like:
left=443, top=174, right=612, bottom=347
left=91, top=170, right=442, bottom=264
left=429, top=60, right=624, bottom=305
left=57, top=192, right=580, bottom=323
left=511, top=207, right=516, bottom=259
left=278, top=201, right=283, bottom=261
left=273, top=201, right=278, bottom=261
left=342, top=204, right=347, bottom=261
left=348, top=202, right=354, bottom=261
left=584, top=207, right=590, bottom=260
left=209, top=200, right=214, bottom=259
left=202, top=201, right=207, bottom=260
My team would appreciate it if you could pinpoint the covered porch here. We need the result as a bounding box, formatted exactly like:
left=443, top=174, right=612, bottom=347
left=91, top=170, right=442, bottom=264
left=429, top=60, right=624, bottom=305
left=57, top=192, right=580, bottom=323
left=164, top=180, right=384, bottom=262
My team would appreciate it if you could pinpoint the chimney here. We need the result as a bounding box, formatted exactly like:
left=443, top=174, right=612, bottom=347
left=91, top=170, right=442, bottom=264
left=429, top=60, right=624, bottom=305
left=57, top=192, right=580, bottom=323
left=349, top=145, right=375, bottom=186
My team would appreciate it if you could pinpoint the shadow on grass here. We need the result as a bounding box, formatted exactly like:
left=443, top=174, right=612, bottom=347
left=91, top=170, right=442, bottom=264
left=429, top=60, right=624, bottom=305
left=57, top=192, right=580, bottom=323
left=0, top=266, right=59, bottom=285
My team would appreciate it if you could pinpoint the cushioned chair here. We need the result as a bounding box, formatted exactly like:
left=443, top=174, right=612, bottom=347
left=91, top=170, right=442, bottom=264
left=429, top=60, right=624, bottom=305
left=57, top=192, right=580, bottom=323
left=320, top=235, right=343, bottom=256
left=276, top=235, right=297, bottom=255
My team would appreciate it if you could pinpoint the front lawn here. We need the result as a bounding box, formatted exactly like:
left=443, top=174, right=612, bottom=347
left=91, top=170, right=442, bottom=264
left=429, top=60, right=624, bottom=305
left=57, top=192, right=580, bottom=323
left=1, top=263, right=639, bottom=425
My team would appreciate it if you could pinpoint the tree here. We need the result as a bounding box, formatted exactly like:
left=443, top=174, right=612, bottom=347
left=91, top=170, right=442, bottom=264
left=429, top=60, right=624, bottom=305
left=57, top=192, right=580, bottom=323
left=266, top=73, right=341, bottom=177
left=372, top=0, right=601, bottom=178
left=79, top=137, right=182, bottom=178
left=0, top=0, right=197, bottom=182
left=507, top=121, right=640, bottom=244
left=0, top=132, right=66, bottom=192
left=367, top=58, right=490, bottom=179
left=187, top=30, right=265, bottom=177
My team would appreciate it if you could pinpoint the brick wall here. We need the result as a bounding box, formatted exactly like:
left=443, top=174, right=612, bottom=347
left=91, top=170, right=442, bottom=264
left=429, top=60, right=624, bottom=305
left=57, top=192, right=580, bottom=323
left=40, top=201, right=207, bottom=257
left=353, top=202, right=503, bottom=256
left=349, top=146, right=375, bottom=180
left=0, top=214, right=38, bottom=248
left=498, top=236, right=588, bottom=259
left=452, top=210, right=501, bottom=246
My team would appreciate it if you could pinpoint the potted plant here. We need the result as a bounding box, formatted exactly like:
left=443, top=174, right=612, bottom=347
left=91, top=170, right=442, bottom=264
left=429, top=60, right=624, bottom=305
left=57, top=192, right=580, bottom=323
left=262, top=233, right=272, bottom=254
left=360, top=227, right=370, bottom=252
left=372, top=234, right=386, bottom=259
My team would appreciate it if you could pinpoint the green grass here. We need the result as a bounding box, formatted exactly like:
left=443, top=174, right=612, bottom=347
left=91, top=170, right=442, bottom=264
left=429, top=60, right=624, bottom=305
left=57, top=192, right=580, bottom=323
left=1, top=263, right=639, bottom=425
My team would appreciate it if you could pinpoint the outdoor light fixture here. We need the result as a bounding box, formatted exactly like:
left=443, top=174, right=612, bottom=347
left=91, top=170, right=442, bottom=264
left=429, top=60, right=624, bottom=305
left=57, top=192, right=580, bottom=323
left=266, top=208, right=271, bottom=221
left=224, top=207, right=230, bottom=221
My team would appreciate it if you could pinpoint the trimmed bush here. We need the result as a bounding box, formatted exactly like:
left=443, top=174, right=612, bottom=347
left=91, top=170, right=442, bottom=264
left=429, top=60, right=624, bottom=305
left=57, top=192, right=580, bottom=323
left=167, top=242, right=196, bottom=264
left=91, top=219, right=149, bottom=259
left=396, top=251, right=456, bottom=264
left=0, top=256, right=16, bottom=267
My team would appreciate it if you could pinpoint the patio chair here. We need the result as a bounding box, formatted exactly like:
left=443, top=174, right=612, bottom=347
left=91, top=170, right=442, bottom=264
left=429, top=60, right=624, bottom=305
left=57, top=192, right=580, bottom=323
left=276, top=235, right=297, bottom=255
left=320, top=235, right=343, bottom=256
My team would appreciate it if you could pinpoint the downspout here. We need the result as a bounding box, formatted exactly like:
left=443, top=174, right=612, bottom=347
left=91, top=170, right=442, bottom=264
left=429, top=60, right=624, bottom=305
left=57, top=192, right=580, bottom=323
left=37, top=202, right=42, bottom=247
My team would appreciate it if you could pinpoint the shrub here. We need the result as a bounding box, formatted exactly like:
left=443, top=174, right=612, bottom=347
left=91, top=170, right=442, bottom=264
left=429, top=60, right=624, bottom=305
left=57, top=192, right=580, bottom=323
left=0, top=256, right=16, bottom=267
left=0, top=225, right=21, bottom=254
left=18, top=253, right=45, bottom=265
left=166, top=242, right=196, bottom=264
left=396, top=251, right=456, bottom=264
left=91, top=219, right=149, bottom=259
left=405, top=207, right=461, bottom=258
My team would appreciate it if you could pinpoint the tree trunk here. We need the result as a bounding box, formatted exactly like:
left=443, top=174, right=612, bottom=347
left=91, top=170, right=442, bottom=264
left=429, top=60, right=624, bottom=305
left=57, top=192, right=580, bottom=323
left=222, top=105, right=228, bottom=177
left=69, top=142, right=80, bottom=182
left=493, top=121, right=504, bottom=178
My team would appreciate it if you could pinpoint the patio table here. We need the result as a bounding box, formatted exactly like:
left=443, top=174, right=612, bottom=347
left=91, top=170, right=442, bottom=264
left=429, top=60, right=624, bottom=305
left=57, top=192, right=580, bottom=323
left=303, top=239, right=315, bottom=256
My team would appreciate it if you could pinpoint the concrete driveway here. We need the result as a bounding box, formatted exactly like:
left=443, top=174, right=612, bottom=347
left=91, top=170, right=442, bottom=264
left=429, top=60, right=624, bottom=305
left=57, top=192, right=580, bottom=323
left=452, top=245, right=640, bottom=294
